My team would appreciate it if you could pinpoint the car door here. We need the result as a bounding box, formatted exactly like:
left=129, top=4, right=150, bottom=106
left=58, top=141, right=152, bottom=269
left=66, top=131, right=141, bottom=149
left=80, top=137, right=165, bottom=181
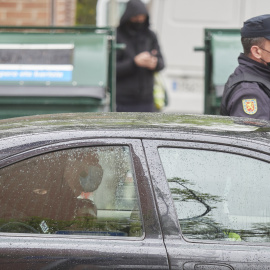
left=143, top=138, right=270, bottom=269
left=0, top=138, right=169, bottom=270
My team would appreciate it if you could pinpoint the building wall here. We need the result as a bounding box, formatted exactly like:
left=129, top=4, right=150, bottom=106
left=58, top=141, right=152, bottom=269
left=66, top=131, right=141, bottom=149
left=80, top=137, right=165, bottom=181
left=0, top=0, right=76, bottom=26
left=53, top=0, right=76, bottom=26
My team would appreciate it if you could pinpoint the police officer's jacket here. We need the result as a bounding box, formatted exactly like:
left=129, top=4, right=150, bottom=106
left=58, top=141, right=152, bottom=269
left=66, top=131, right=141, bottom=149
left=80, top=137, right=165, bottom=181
left=220, top=53, right=270, bottom=120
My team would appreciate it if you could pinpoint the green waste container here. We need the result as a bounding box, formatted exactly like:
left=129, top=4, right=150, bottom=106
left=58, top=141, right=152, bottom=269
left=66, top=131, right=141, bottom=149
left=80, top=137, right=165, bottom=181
left=0, top=26, right=116, bottom=119
left=196, top=29, right=242, bottom=115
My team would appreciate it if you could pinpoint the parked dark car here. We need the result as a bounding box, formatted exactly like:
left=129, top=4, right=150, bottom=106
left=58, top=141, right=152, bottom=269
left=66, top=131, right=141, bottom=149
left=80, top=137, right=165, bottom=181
left=1, top=112, right=270, bottom=269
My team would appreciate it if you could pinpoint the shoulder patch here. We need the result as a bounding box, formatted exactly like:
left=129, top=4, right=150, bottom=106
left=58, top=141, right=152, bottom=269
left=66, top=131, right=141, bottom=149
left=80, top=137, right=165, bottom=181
left=242, top=99, right=257, bottom=115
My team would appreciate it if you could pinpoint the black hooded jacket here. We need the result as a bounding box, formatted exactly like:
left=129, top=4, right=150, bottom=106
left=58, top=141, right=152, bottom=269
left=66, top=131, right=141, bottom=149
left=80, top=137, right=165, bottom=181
left=116, top=0, right=165, bottom=105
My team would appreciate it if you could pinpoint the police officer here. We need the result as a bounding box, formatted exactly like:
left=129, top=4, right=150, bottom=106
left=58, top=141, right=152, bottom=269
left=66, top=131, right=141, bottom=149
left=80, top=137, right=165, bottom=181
left=220, top=14, right=270, bottom=120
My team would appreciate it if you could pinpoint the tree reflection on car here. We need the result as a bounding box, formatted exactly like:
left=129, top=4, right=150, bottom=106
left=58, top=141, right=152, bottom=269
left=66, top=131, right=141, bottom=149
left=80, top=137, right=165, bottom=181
left=168, top=177, right=242, bottom=241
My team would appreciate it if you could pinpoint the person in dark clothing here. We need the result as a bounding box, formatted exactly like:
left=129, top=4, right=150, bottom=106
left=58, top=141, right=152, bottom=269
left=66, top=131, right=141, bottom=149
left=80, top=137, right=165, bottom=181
left=116, top=0, right=165, bottom=112
left=220, top=14, right=270, bottom=120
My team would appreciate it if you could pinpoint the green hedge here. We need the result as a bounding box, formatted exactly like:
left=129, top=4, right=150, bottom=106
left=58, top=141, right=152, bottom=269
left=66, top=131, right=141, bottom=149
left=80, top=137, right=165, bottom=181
left=76, top=0, right=98, bottom=25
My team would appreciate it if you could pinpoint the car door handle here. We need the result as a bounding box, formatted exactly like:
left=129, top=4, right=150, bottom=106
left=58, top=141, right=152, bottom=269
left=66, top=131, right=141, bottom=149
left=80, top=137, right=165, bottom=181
left=184, top=262, right=233, bottom=270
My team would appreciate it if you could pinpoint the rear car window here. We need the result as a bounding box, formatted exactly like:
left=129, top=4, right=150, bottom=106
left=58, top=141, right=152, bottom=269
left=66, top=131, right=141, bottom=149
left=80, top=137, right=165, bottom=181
left=159, top=148, right=270, bottom=243
left=0, top=146, right=143, bottom=237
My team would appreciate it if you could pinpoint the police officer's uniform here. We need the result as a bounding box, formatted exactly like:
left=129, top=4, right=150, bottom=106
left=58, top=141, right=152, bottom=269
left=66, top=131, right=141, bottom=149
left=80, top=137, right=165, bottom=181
left=220, top=14, right=270, bottom=120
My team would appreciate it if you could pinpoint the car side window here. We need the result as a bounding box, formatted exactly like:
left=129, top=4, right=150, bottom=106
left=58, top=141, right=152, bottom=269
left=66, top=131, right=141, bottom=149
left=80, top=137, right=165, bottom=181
left=0, top=146, right=143, bottom=237
left=158, top=148, right=270, bottom=243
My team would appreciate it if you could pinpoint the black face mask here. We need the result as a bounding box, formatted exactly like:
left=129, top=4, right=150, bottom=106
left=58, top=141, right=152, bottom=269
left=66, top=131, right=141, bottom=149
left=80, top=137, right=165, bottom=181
left=129, top=22, right=145, bottom=32
left=260, top=57, right=270, bottom=67
left=259, top=47, right=270, bottom=67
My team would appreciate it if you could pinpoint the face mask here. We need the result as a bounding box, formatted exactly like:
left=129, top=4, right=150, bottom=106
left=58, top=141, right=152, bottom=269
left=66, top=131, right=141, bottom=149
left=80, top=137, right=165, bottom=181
left=260, top=57, right=270, bottom=67
left=129, top=22, right=145, bottom=31
left=259, top=47, right=270, bottom=67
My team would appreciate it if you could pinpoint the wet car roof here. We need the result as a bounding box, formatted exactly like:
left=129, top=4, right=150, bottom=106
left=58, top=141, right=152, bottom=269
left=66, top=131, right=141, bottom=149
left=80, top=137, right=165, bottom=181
left=0, top=112, right=270, bottom=136
left=0, top=112, right=270, bottom=161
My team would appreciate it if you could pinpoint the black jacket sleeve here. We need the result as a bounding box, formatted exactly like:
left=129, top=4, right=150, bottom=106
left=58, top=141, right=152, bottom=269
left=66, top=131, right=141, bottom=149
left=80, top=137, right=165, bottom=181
left=116, top=29, right=165, bottom=78
left=227, top=82, right=270, bottom=119
left=149, top=31, right=165, bottom=72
